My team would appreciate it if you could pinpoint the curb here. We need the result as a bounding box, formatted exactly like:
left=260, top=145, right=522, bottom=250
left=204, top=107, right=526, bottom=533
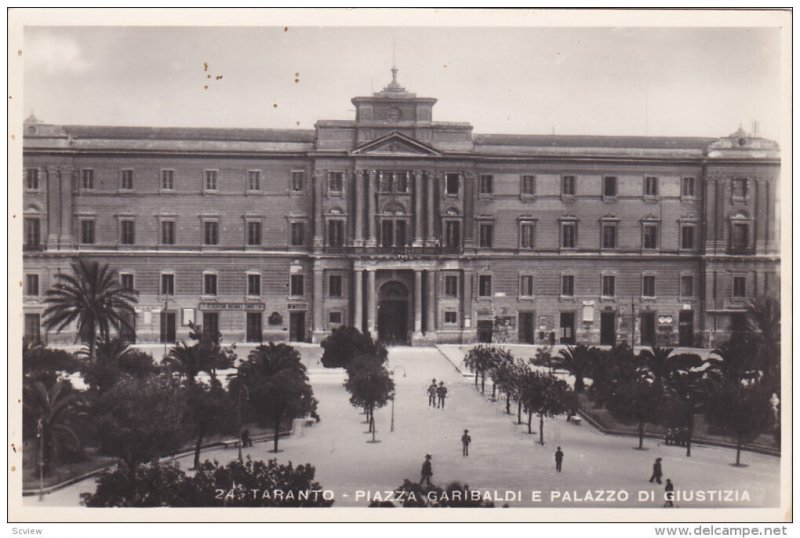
left=434, top=345, right=468, bottom=376
left=22, top=429, right=294, bottom=497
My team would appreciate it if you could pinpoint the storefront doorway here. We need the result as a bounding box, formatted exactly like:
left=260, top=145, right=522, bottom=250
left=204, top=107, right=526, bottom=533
left=377, top=281, right=409, bottom=345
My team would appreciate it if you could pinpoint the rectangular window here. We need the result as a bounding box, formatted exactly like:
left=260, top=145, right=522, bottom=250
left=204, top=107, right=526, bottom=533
left=161, top=273, right=174, bottom=296
left=444, top=311, right=458, bottom=324
left=329, top=311, right=343, bottom=325
left=562, top=175, right=576, bottom=196
left=643, top=224, right=658, bottom=249
left=732, top=178, right=748, bottom=199
left=120, top=220, right=135, bottom=245
left=204, top=221, right=219, bottom=245
left=161, top=221, right=175, bottom=245
left=478, top=223, right=494, bottom=248
left=680, top=275, right=694, bottom=297
left=379, top=173, right=392, bottom=193
left=561, top=222, right=576, bottom=249
left=203, top=273, right=218, bottom=296
left=24, top=218, right=41, bottom=247
left=120, top=273, right=134, bottom=291
left=328, top=220, right=345, bottom=247
left=602, top=275, right=616, bottom=297
left=444, top=275, right=459, bottom=298
left=561, top=275, right=575, bottom=297
left=681, top=177, right=696, bottom=197
left=521, top=175, right=535, bottom=195
left=290, top=222, right=306, bottom=246
left=120, top=170, right=134, bottom=190
left=247, top=222, right=262, bottom=246
left=642, top=275, right=656, bottom=298
left=329, top=275, right=343, bottom=298
left=444, top=221, right=461, bottom=249
left=80, top=220, right=95, bottom=245
left=395, top=173, right=408, bottom=193
left=603, top=176, right=617, bottom=197
left=520, top=222, right=535, bottom=249
left=291, top=170, right=305, bottom=192
left=161, top=170, right=175, bottom=191
left=520, top=275, right=534, bottom=297
left=290, top=274, right=305, bottom=296
left=731, top=223, right=750, bottom=251
left=247, top=170, right=261, bottom=191
left=681, top=225, right=695, bottom=250
left=602, top=224, right=617, bottom=249
left=329, top=172, right=343, bottom=193
left=733, top=276, right=746, bottom=298
left=25, top=313, right=41, bottom=343
left=395, top=220, right=407, bottom=246
left=247, top=274, right=261, bottom=296
left=25, top=274, right=39, bottom=296
left=204, top=170, right=218, bottom=191
left=644, top=176, right=659, bottom=196
left=479, top=174, right=493, bottom=195
left=81, top=169, right=94, bottom=190
left=478, top=275, right=492, bottom=297
left=26, top=169, right=39, bottom=190
left=381, top=220, right=394, bottom=247
left=445, top=173, right=459, bottom=195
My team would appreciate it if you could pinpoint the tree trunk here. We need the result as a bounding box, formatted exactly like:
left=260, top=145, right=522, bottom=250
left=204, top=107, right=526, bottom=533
left=193, top=425, right=205, bottom=469
left=517, top=400, right=523, bottom=424
left=474, top=372, right=479, bottom=388
left=686, top=411, right=694, bottom=457
left=736, top=435, right=742, bottom=466
left=527, top=410, right=532, bottom=434
left=539, top=414, right=545, bottom=446
left=491, top=382, right=497, bottom=399
left=638, top=420, right=644, bottom=450
left=273, top=415, right=281, bottom=453
left=505, top=393, right=511, bottom=415
left=481, top=374, right=485, bottom=394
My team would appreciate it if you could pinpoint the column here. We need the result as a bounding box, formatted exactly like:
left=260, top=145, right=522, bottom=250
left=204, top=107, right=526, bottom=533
left=462, top=269, right=473, bottom=331
left=312, top=266, right=325, bottom=340
left=366, top=170, right=376, bottom=246
left=426, top=171, right=436, bottom=246
left=353, top=170, right=364, bottom=246
left=413, top=270, right=423, bottom=334
left=353, top=269, right=363, bottom=331
left=45, top=167, right=60, bottom=248
left=366, top=269, right=376, bottom=337
left=413, top=171, right=424, bottom=246
left=425, top=270, right=436, bottom=334
left=313, top=170, right=325, bottom=248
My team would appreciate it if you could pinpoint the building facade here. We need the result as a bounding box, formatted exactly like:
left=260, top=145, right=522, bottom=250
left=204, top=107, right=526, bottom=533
left=22, top=69, right=780, bottom=348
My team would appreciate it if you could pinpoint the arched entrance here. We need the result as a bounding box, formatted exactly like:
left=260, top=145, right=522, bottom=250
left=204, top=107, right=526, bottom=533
left=378, top=281, right=409, bottom=345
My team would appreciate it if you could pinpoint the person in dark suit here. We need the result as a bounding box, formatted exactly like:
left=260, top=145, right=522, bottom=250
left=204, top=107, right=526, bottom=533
left=555, top=447, right=564, bottom=472
left=461, top=430, right=472, bottom=456
left=663, top=479, right=675, bottom=507
left=649, top=457, right=663, bottom=484
left=420, top=454, right=433, bottom=486
left=436, top=382, right=448, bottom=409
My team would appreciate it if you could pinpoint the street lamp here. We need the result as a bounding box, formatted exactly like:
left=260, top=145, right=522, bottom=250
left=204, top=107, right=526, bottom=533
left=389, top=365, right=407, bottom=432
left=769, top=393, right=780, bottom=426
left=37, top=418, right=44, bottom=501
left=232, top=380, right=250, bottom=462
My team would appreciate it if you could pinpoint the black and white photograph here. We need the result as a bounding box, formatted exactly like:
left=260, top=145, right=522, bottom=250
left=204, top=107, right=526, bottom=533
left=8, top=8, right=791, bottom=525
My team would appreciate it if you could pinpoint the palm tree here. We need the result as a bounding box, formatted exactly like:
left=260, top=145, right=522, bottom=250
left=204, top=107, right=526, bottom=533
left=42, top=259, right=138, bottom=362
left=746, top=294, right=781, bottom=387
left=163, top=322, right=235, bottom=383
left=23, top=379, right=85, bottom=476
left=552, top=344, right=597, bottom=393
left=639, top=346, right=674, bottom=387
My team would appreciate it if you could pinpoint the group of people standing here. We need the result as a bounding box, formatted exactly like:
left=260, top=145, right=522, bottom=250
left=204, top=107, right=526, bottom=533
left=427, top=378, right=448, bottom=409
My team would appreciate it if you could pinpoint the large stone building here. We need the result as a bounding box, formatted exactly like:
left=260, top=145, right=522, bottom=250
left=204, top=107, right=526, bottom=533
left=22, top=69, right=780, bottom=348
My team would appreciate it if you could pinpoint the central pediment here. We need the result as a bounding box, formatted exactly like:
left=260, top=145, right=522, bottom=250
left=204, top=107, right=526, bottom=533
left=350, top=132, right=441, bottom=157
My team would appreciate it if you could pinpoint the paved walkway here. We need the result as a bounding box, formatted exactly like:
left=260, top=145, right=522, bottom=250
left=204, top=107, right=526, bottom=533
left=30, top=347, right=780, bottom=508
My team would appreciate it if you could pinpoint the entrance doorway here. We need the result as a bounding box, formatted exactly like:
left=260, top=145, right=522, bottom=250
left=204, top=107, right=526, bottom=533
left=377, top=281, right=409, bottom=345
left=560, top=312, right=575, bottom=344
left=519, top=312, right=535, bottom=344
left=160, top=311, right=176, bottom=343
left=679, top=311, right=694, bottom=347
left=640, top=312, right=656, bottom=346
left=477, top=320, right=493, bottom=343
left=289, top=312, right=306, bottom=342
left=600, top=311, right=616, bottom=346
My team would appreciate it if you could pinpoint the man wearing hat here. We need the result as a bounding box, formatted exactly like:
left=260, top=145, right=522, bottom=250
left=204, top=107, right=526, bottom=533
left=420, top=454, right=433, bottom=486
left=461, top=429, right=472, bottom=457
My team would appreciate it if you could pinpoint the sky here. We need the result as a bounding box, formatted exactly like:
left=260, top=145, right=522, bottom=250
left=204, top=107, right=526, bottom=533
left=22, top=25, right=784, bottom=140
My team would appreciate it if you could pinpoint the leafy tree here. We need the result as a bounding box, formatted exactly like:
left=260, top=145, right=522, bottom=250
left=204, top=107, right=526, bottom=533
left=94, top=374, right=187, bottom=499
left=605, top=356, right=664, bottom=449
left=22, top=379, right=86, bottom=476
left=344, top=359, right=395, bottom=442
left=320, top=326, right=387, bottom=370
left=237, top=343, right=315, bottom=452
left=164, top=322, right=235, bottom=383
left=463, top=345, right=498, bottom=393
left=551, top=344, right=597, bottom=393
left=492, top=350, right=519, bottom=414
left=519, top=371, right=576, bottom=445
left=707, top=340, right=761, bottom=385
left=22, top=341, right=79, bottom=386
left=185, top=379, right=234, bottom=469
left=530, top=345, right=553, bottom=369
left=705, top=380, right=774, bottom=465
left=661, top=353, right=708, bottom=457
left=81, top=460, right=193, bottom=507
left=42, top=259, right=138, bottom=362
left=80, top=337, right=160, bottom=394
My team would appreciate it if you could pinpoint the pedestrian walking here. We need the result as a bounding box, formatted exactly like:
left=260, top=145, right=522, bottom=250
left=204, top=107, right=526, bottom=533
left=420, top=454, right=433, bottom=486
left=649, top=457, right=663, bottom=484
left=461, top=429, right=472, bottom=457
left=555, top=446, right=564, bottom=472
left=427, top=379, right=438, bottom=407
left=436, top=381, right=448, bottom=409
left=663, top=479, right=675, bottom=507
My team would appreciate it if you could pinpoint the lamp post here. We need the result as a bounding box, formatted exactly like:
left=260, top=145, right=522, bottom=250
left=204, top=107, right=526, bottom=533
left=389, top=365, right=407, bottom=432
left=37, top=418, right=44, bottom=501
left=769, top=393, right=780, bottom=427
left=233, top=380, right=250, bottom=462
